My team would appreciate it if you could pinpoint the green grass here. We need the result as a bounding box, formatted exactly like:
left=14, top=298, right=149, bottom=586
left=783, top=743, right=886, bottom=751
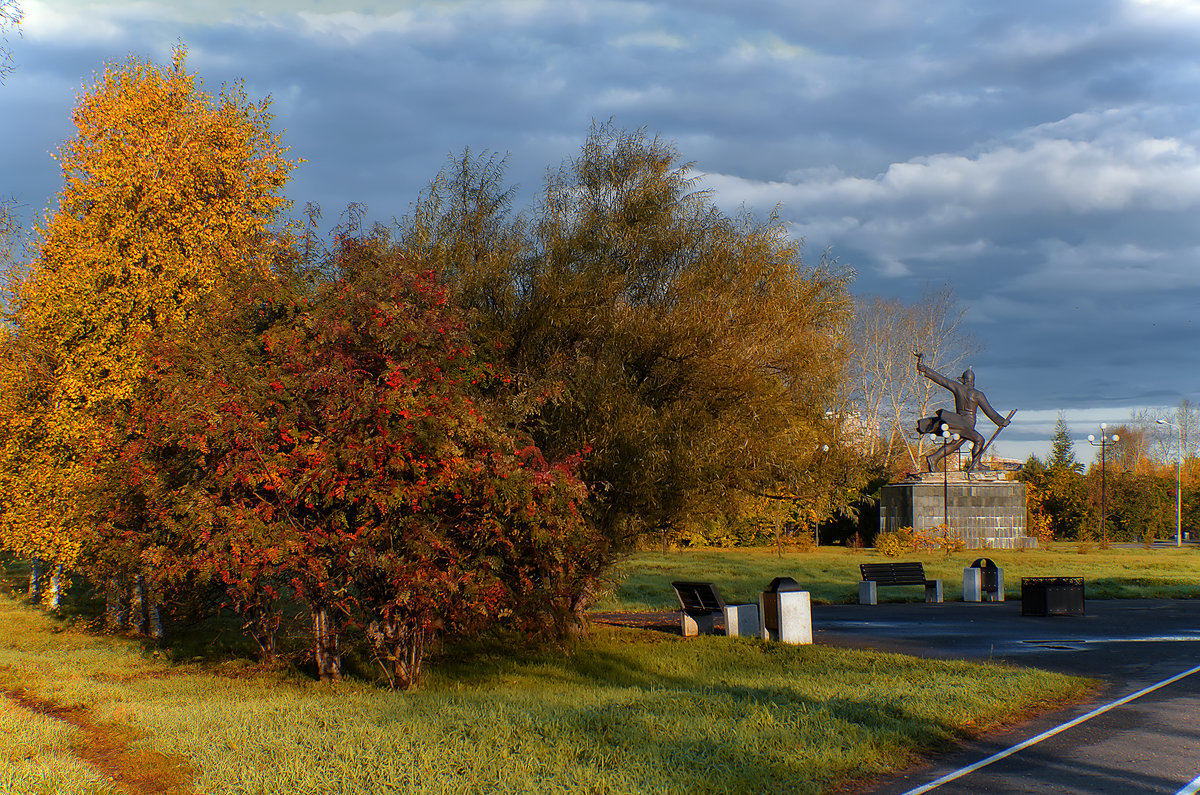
left=0, top=593, right=1093, bottom=795
left=594, top=544, right=1200, bottom=610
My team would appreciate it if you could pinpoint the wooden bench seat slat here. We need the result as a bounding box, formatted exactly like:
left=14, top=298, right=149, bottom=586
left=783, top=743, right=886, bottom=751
left=670, top=581, right=726, bottom=616
left=670, top=580, right=762, bottom=638
left=858, top=562, right=943, bottom=604
left=860, top=562, right=932, bottom=586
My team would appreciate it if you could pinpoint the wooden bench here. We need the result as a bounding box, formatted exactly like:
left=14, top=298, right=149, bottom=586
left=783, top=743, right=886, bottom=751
left=858, top=562, right=943, bottom=604
left=670, top=581, right=759, bottom=637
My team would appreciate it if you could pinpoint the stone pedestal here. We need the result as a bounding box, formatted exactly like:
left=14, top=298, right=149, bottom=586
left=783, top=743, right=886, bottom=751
left=880, top=472, right=1032, bottom=550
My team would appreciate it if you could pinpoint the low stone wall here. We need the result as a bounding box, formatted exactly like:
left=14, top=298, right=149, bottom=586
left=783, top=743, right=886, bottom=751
left=880, top=475, right=1032, bottom=549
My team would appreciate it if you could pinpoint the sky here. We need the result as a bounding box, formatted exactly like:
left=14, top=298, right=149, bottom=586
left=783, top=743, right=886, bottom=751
left=2, top=0, right=1200, bottom=464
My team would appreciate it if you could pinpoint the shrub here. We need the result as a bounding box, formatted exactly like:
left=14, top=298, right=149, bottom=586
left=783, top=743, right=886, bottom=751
left=875, top=527, right=913, bottom=557
left=913, top=525, right=965, bottom=556
left=677, top=517, right=776, bottom=548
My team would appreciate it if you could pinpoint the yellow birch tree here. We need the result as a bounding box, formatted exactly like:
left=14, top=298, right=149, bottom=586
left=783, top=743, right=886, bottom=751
left=0, top=45, right=298, bottom=590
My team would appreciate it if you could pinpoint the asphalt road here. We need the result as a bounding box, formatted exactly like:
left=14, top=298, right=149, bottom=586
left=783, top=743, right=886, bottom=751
left=813, top=598, right=1200, bottom=794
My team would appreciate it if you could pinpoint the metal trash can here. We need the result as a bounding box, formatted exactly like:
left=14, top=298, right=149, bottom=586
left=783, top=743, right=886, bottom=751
left=1021, top=577, right=1085, bottom=616
left=963, top=558, right=1004, bottom=602
left=759, top=577, right=812, bottom=644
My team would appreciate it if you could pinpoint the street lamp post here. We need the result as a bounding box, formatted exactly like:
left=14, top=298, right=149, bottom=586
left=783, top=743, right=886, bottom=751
left=939, top=423, right=960, bottom=531
left=815, top=443, right=830, bottom=548
left=1086, top=424, right=1119, bottom=546
left=1157, top=418, right=1183, bottom=547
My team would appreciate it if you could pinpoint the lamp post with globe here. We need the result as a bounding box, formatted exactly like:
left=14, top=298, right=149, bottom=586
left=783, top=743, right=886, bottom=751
left=1156, top=418, right=1183, bottom=547
left=1087, top=424, right=1119, bottom=546
left=939, top=423, right=960, bottom=531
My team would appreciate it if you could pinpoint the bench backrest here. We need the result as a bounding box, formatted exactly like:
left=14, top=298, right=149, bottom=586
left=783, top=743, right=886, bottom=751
left=671, top=581, right=726, bottom=615
left=860, top=562, right=928, bottom=586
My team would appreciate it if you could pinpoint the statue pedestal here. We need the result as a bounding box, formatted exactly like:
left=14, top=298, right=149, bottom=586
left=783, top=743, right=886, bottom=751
left=880, top=473, right=1032, bottom=550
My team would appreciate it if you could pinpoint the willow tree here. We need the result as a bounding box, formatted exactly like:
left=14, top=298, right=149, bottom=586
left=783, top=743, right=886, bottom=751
left=0, top=45, right=298, bottom=620
left=400, top=124, right=854, bottom=617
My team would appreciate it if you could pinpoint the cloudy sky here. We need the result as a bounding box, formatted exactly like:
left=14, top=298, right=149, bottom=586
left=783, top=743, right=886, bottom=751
left=3, top=0, right=1200, bottom=463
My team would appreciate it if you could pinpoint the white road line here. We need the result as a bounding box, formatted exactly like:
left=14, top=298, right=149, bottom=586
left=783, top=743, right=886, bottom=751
left=898, top=662, right=1200, bottom=795
left=1177, top=772, right=1200, bottom=795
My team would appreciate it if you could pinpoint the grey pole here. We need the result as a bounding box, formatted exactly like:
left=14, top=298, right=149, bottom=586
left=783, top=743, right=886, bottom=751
left=1087, top=424, right=1118, bottom=546
left=1158, top=418, right=1184, bottom=547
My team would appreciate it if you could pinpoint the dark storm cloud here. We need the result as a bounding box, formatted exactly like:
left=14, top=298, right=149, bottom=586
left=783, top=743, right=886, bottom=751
left=4, top=0, right=1200, bottom=460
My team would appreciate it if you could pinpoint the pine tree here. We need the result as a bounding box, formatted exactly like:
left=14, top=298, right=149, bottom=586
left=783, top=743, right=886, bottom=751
left=1048, top=413, right=1082, bottom=473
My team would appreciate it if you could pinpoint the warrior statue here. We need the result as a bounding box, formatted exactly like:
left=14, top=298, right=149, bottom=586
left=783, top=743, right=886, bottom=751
left=914, top=350, right=1011, bottom=473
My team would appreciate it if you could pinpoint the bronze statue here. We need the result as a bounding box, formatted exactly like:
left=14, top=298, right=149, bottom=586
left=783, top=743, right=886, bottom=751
left=914, top=351, right=1012, bottom=472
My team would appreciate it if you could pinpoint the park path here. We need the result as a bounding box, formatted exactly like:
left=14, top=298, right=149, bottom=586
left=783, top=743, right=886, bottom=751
left=815, top=599, right=1200, bottom=794
left=596, top=600, right=1200, bottom=793
left=2, top=684, right=193, bottom=795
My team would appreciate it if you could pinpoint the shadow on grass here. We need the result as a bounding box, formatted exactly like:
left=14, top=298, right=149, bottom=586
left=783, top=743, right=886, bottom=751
left=426, top=631, right=990, bottom=794
left=0, top=561, right=1090, bottom=795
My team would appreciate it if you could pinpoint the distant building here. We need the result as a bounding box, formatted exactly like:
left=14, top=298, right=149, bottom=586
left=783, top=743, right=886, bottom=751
left=980, top=454, right=1023, bottom=473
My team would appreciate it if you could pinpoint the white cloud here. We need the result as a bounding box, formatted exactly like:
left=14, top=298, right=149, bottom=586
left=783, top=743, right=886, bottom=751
left=21, top=0, right=127, bottom=42
left=1125, top=0, right=1200, bottom=21
left=700, top=123, right=1200, bottom=232
left=1013, top=241, right=1200, bottom=293
left=293, top=10, right=426, bottom=45
left=912, top=90, right=983, bottom=110
left=595, top=84, right=675, bottom=111
left=612, top=30, right=686, bottom=50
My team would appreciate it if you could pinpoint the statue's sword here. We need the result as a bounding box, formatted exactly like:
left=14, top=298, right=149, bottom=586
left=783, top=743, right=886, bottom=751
left=970, top=409, right=1018, bottom=470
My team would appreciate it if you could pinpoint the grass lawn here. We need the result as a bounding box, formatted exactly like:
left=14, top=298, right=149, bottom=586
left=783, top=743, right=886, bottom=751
left=594, top=544, right=1200, bottom=610
left=0, top=590, right=1092, bottom=795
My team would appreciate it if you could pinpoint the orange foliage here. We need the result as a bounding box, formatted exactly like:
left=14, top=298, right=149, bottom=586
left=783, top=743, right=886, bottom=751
left=0, top=45, right=298, bottom=569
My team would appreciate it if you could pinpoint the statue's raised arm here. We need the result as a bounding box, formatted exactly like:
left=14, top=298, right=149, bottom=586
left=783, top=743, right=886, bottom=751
left=913, top=354, right=1012, bottom=473
left=914, top=351, right=956, bottom=393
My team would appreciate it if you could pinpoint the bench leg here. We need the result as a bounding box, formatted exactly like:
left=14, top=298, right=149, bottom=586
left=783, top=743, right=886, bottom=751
left=858, top=581, right=877, bottom=605
left=681, top=612, right=718, bottom=636
left=681, top=612, right=699, bottom=636
left=925, top=580, right=944, bottom=604
left=723, top=603, right=760, bottom=638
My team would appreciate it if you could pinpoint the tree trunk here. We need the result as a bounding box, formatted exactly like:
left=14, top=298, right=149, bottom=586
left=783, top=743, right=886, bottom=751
left=313, top=606, right=342, bottom=682
left=47, top=565, right=65, bottom=610
left=28, top=557, right=43, bottom=604
left=129, top=575, right=146, bottom=635
left=395, top=625, right=423, bottom=691
left=368, top=618, right=425, bottom=691
left=106, top=576, right=127, bottom=630
left=147, top=586, right=164, bottom=639
left=248, top=598, right=279, bottom=664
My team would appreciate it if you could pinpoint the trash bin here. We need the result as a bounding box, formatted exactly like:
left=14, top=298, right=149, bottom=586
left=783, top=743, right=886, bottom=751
left=759, top=577, right=812, bottom=644
left=963, top=558, right=1004, bottom=602
left=1021, top=577, right=1085, bottom=616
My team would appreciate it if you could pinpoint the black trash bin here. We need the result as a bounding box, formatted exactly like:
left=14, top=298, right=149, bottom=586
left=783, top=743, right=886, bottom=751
left=762, top=577, right=803, bottom=639
left=1021, top=576, right=1085, bottom=616
left=970, top=559, right=999, bottom=591
left=972, top=557, right=1003, bottom=600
